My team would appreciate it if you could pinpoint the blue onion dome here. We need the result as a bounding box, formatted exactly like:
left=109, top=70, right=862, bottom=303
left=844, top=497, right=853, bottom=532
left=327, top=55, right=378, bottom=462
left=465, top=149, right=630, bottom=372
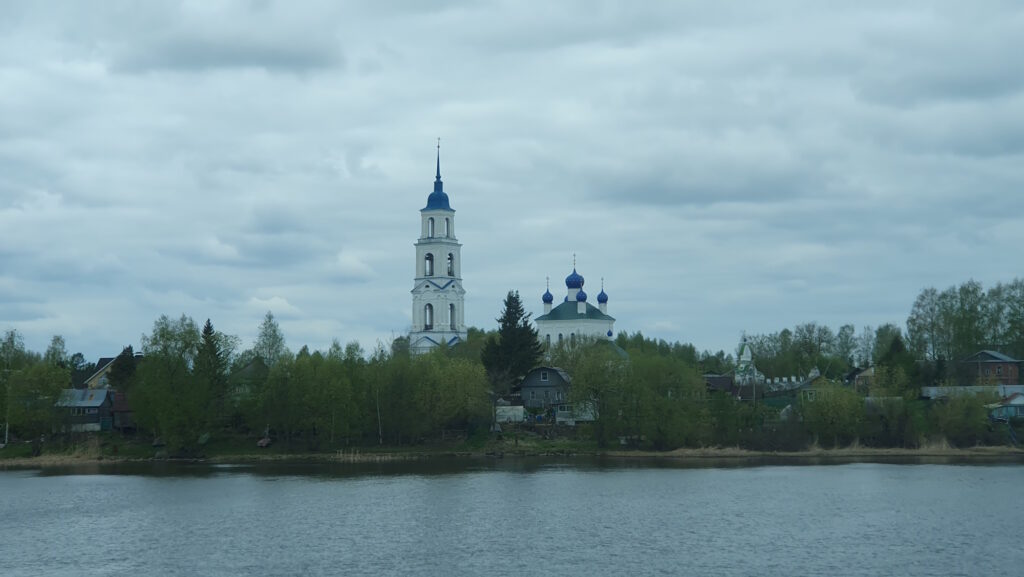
left=565, top=268, right=585, bottom=289
left=424, top=186, right=451, bottom=211
left=597, top=289, right=608, bottom=304
left=424, top=147, right=452, bottom=211
left=542, top=289, right=554, bottom=304
left=576, top=290, right=587, bottom=302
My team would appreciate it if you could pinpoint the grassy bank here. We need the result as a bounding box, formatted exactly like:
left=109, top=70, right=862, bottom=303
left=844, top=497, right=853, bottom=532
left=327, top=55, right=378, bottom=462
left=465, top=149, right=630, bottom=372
left=2, top=431, right=1022, bottom=469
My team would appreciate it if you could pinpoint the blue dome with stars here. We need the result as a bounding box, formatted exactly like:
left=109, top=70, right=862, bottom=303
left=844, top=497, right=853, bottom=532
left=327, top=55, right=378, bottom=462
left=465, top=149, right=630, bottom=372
left=607, top=330, right=613, bottom=337
left=542, top=289, right=553, bottom=304
left=565, top=268, right=584, bottom=289
left=597, top=289, right=608, bottom=304
left=576, top=290, right=587, bottom=302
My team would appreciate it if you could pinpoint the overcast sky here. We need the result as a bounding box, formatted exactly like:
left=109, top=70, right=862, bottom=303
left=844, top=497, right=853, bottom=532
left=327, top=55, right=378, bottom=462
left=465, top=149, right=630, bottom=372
left=2, top=1, right=1023, bottom=361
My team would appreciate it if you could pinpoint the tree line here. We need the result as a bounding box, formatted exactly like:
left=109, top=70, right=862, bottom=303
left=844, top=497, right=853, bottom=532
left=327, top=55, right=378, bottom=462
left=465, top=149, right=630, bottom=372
left=2, top=279, right=1021, bottom=455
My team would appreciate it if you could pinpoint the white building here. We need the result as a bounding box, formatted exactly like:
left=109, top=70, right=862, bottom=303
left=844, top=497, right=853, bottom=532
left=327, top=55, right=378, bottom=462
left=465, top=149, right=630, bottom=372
left=535, top=266, right=615, bottom=348
left=409, top=147, right=467, bottom=354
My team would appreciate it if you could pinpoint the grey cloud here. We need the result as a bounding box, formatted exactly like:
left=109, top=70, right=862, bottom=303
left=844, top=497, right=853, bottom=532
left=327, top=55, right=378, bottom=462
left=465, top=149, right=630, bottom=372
left=3, top=1, right=1024, bottom=360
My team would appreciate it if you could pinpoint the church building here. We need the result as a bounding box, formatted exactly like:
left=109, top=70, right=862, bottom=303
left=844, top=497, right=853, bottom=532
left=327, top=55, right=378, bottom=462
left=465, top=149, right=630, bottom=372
left=409, top=145, right=467, bottom=354
left=535, top=264, right=615, bottom=348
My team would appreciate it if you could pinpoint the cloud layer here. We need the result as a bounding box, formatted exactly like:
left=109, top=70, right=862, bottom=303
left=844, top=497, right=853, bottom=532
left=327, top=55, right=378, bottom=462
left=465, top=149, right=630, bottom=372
left=2, top=1, right=1023, bottom=360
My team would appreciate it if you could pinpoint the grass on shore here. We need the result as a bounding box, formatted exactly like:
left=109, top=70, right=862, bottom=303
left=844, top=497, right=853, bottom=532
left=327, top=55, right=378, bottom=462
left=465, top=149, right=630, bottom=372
left=2, top=429, right=1021, bottom=468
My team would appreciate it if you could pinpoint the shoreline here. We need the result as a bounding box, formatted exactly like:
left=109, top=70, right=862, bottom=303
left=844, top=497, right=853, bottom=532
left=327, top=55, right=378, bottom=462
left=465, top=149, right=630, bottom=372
left=2, top=444, right=1022, bottom=469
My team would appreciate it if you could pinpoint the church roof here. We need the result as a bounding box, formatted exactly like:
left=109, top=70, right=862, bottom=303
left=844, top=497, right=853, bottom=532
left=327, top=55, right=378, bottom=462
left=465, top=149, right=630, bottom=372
left=535, top=301, right=615, bottom=322
left=423, top=144, right=453, bottom=212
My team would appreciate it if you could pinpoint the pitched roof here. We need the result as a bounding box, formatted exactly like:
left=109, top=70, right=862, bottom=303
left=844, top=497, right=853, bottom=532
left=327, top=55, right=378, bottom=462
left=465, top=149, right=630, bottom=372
left=56, top=388, right=112, bottom=408
left=536, top=301, right=615, bottom=322
left=524, top=366, right=572, bottom=384
left=83, top=357, right=116, bottom=385
left=964, top=350, right=1020, bottom=363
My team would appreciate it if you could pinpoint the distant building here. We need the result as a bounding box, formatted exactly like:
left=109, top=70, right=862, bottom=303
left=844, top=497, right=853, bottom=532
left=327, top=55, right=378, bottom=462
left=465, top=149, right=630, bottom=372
left=534, top=264, right=615, bottom=348
left=518, top=366, right=596, bottom=425
left=83, top=357, right=116, bottom=389
left=520, top=367, right=571, bottom=410
left=962, top=350, right=1021, bottom=386
left=55, top=389, right=113, bottom=432
left=409, top=144, right=467, bottom=354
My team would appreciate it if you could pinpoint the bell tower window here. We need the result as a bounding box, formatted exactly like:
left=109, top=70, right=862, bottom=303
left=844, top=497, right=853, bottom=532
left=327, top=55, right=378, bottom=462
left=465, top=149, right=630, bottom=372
left=427, top=217, right=435, bottom=238
left=424, top=304, right=434, bottom=330
left=445, top=218, right=450, bottom=237
left=449, top=304, right=456, bottom=330
left=424, top=253, right=434, bottom=276
left=447, top=253, right=454, bottom=276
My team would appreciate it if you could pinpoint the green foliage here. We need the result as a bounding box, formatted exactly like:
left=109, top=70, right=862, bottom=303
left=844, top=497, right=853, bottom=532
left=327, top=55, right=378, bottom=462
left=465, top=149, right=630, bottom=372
left=69, top=353, right=96, bottom=388
left=907, top=278, right=1024, bottom=366
left=799, top=384, right=864, bottom=448
left=929, top=395, right=993, bottom=447
left=481, top=291, right=543, bottom=395
left=43, top=335, right=69, bottom=369
left=7, top=362, right=69, bottom=439
left=135, top=315, right=204, bottom=453
left=106, top=346, right=138, bottom=390
left=254, top=311, right=290, bottom=367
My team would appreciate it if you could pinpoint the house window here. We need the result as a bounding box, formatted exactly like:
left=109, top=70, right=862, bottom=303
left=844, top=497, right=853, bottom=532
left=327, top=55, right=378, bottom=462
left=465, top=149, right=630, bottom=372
left=447, top=253, right=454, bottom=276
left=558, top=333, right=563, bottom=344
left=530, top=391, right=536, bottom=400
left=541, top=371, right=549, bottom=381
left=427, top=217, right=435, bottom=237
left=87, top=408, right=98, bottom=414
left=996, top=365, right=1003, bottom=376
left=424, top=253, right=434, bottom=276
left=424, top=304, right=434, bottom=330
left=449, top=304, right=456, bottom=330
left=984, top=368, right=990, bottom=376
left=570, top=333, right=576, bottom=346
left=546, top=335, right=551, bottom=347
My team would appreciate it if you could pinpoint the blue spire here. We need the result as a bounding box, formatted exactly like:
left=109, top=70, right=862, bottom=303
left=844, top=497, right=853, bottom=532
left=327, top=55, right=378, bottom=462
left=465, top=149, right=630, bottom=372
left=433, top=138, right=443, bottom=193
left=423, top=138, right=452, bottom=211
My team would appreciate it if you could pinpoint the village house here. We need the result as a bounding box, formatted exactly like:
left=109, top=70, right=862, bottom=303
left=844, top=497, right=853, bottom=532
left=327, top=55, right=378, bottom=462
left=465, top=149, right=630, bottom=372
left=963, top=350, right=1021, bottom=386
left=55, top=389, right=114, bottom=432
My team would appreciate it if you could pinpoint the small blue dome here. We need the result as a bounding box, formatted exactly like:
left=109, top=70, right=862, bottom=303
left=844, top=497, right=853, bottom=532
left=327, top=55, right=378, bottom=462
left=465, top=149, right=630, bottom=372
left=565, top=268, right=584, bottom=289
left=597, top=289, right=608, bottom=304
left=576, top=290, right=587, bottom=302
left=542, top=289, right=553, bottom=304
left=607, top=330, right=613, bottom=337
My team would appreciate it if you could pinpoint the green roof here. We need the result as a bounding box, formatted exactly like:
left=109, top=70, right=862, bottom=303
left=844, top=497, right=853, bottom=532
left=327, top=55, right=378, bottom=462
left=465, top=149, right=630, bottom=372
left=536, top=301, right=615, bottom=322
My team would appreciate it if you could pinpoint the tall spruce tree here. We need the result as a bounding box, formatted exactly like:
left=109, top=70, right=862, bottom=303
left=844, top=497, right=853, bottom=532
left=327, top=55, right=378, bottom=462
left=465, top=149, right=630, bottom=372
left=481, top=290, right=543, bottom=395
left=196, top=319, right=230, bottom=429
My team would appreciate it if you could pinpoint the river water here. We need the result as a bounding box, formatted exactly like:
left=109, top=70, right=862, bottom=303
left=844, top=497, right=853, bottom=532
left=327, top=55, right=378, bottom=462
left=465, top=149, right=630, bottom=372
left=1, top=457, right=1022, bottom=576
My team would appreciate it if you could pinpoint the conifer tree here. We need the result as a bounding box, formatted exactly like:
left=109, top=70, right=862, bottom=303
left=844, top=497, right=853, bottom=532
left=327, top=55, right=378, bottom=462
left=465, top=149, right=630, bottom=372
left=481, top=290, right=543, bottom=395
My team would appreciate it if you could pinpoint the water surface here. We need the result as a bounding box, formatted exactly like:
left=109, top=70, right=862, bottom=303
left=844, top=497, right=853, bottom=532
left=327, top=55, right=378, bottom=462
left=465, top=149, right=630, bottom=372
left=1, top=458, right=1021, bottom=576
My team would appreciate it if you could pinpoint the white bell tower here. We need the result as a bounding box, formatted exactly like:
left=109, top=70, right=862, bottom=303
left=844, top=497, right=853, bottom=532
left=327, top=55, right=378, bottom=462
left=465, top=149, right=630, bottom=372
left=410, top=141, right=467, bottom=354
